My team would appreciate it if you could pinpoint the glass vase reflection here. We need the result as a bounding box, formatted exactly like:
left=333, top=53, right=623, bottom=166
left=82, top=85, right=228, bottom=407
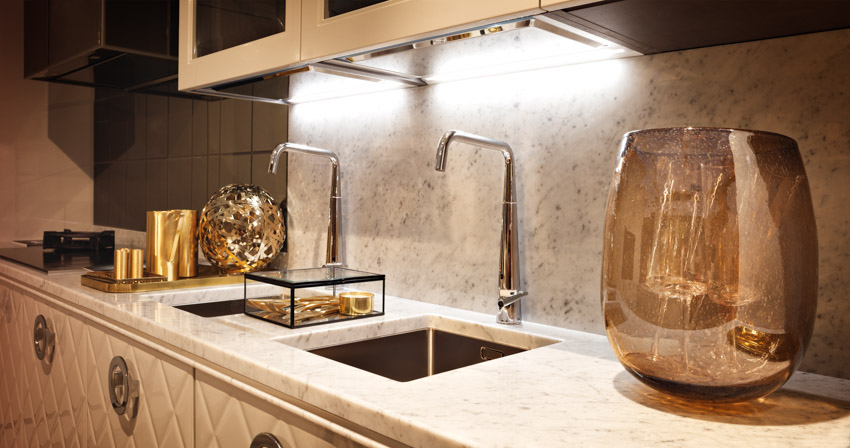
left=602, top=127, right=817, bottom=403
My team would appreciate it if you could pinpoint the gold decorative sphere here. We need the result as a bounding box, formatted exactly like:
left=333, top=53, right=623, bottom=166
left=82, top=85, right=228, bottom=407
left=199, top=184, right=285, bottom=274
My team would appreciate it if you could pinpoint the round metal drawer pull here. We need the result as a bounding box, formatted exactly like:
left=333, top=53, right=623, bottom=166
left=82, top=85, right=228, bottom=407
left=108, top=356, right=139, bottom=416
left=32, top=314, right=55, bottom=361
left=250, top=433, right=284, bottom=448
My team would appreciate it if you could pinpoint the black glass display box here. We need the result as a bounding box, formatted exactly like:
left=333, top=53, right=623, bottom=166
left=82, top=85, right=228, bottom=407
left=244, top=267, right=385, bottom=329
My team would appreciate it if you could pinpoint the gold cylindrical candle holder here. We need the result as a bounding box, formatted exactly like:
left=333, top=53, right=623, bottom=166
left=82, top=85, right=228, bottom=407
left=114, top=249, right=130, bottom=280
left=177, top=210, right=198, bottom=278
left=130, top=249, right=144, bottom=279
left=338, top=291, right=374, bottom=316
left=146, top=210, right=198, bottom=280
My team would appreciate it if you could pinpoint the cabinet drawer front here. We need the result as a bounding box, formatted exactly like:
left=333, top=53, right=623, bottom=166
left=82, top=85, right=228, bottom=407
left=196, top=370, right=368, bottom=448
left=86, top=323, right=194, bottom=448
left=0, top=282, right=87, bottom=448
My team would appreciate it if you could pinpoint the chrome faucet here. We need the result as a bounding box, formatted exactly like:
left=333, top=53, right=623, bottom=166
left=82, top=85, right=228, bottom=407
left=435, top=130, right=527, bottom=325
left=269, top=143, right=344, bottom=267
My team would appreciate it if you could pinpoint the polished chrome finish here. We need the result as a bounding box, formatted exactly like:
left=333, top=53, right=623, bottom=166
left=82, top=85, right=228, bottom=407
left=269, top=143, right=344, bottom=266
left=108, top=356, right=139, bottom=416
left=435, top=130, right=526, bottom=324
left=315, top=60, right=428, bottom=87
left=343, top=14, right=604, bottom=66
left=32, top=314, right=55, bottom=361
left=344, top=19, right=534, bottom=63
left=193, top=12, right=633, bottom=107
left=309, top=328, right=528, bottom=382
left=193, top=88, right=290, bottom=105
left=529, top=15, right=604, bottom=48
left=250, top=433, right=283, bottom=448
left=194, top=59, right=426, bottom=105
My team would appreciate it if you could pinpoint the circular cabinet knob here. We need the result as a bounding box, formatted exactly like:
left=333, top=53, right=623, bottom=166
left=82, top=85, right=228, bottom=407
left=108, top=356, right=139, bottom=416
left=250, top=433, right=284, bottom=448
left=32, top=314, right=55, bottom=361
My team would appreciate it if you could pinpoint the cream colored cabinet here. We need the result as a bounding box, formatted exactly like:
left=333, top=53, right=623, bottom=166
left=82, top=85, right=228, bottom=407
left=86, top=321, right=194, bottom=447
left=195, top=370, right=377, bottom=448
left=178, top=0, right=302, bottom=91
left=1, top=277, right=389, bottom=447
left=0, top=282, right=25, bottom=447
left=180, top=0, right=544, bottom=92
left=0, top=280, right=87, bottom=448
left=0, top=279, right=193, bottom=448
left=300, top=0, right=542, bottom=61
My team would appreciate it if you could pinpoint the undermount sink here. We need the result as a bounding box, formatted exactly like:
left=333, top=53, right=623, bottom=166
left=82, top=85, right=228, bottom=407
left=274, top=315, right=560, bottom=382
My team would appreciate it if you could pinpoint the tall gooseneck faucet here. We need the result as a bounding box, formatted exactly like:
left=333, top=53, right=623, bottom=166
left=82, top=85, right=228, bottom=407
left=269, top=143, right=344, bottom=267
left=435, top=130, right=527, bottom=324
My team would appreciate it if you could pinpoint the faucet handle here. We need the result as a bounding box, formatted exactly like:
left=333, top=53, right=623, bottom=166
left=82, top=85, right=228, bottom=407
left=498, top=290, right=528, bottom=309
left=497, top=290, right=527, bottom=325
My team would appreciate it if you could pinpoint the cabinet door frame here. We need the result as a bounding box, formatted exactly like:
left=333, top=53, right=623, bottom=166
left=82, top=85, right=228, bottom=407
left=178, top=0, right=303, bottom=91
left=300, top=0, right=543, bottom=62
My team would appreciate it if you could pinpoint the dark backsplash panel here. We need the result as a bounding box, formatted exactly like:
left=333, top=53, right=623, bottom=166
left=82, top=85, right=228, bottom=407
left=93, top=78, right=289, bottom=231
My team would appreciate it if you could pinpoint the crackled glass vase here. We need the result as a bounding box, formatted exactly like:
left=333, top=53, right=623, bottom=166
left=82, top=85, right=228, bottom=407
left=602, top=127, right=818, bottom=403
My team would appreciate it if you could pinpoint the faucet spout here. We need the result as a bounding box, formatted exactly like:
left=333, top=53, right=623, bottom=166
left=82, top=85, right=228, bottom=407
left=435, top=130, right=516, bottom=203
left=269, top=143, right=344, bottom=267
left=434, top=130, right=525, bottom=324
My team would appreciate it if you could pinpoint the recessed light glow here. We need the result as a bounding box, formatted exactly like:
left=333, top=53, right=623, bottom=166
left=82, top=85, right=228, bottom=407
left=423, top=47, right=629, bottom=84
left=287, top=80, right=408, bottom=104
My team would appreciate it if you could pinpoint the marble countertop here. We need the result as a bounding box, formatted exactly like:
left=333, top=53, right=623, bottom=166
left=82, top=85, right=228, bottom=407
left=2, top=260, right=849, bottom=447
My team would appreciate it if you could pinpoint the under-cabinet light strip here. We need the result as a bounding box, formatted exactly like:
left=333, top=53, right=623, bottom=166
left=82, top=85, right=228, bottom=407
left=422, top=47, right=630, bottom=84
left=288, top=46, right=634, bottom=104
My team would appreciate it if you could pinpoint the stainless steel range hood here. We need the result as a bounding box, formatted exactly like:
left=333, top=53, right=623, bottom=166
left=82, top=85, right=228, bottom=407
left=24, top=0, right=179, bottom=90
left=192, top=12, right=640, bottom=105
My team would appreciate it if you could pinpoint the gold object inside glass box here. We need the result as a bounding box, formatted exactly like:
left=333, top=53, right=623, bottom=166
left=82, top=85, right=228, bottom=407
left=244, top=267, right=385, bottom=329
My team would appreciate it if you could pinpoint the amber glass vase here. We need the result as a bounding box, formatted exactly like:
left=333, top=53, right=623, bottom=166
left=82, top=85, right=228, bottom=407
left=602, top=127, right=817, bottom=403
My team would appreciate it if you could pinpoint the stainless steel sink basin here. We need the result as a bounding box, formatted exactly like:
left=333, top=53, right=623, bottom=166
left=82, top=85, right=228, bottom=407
left=310, top=328, right=529, bottom=382
left=275, top=315, right=560, bottom=382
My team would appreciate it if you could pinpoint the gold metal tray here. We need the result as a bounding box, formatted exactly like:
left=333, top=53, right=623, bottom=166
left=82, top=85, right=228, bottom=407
left=81, top=265, right=242, bottom=293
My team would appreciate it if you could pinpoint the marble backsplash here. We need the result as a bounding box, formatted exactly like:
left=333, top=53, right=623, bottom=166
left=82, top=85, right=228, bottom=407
left=286, top=29, right=850, bottom=379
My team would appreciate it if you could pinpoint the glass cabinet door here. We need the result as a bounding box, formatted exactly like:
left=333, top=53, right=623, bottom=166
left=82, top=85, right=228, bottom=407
left=179, top=0, right=301, bottom=92
left=326, top=0, right=389, bottom=18
left=300, top=0, right=542, bottom=62
left=195, top=0, right=287, bottom=57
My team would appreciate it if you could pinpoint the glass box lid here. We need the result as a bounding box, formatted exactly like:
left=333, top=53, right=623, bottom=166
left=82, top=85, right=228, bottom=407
left=246, top=267, right=385, bottom=288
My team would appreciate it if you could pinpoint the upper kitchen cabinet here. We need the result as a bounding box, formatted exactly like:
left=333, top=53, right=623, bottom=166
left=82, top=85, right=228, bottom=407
left=178, top=0, right=302, bottom=91
left=300, top=0, right=543, bottom=62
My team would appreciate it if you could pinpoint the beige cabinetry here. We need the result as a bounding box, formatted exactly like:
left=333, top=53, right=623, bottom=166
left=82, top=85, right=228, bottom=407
left=0, top=280, right=87, bottom=448
left=0, top=277, right=391, bottom=447
left=179, top=0, right=543, bottom=92
left=85, top=321, right=194, bottom=447
left=195, top=370, right=374, bottom=448
left=300, top=0, right=541, bottom=62
left=178, top=0, right=302, bottom=91
left=0, top=279, right=193, bottom=448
